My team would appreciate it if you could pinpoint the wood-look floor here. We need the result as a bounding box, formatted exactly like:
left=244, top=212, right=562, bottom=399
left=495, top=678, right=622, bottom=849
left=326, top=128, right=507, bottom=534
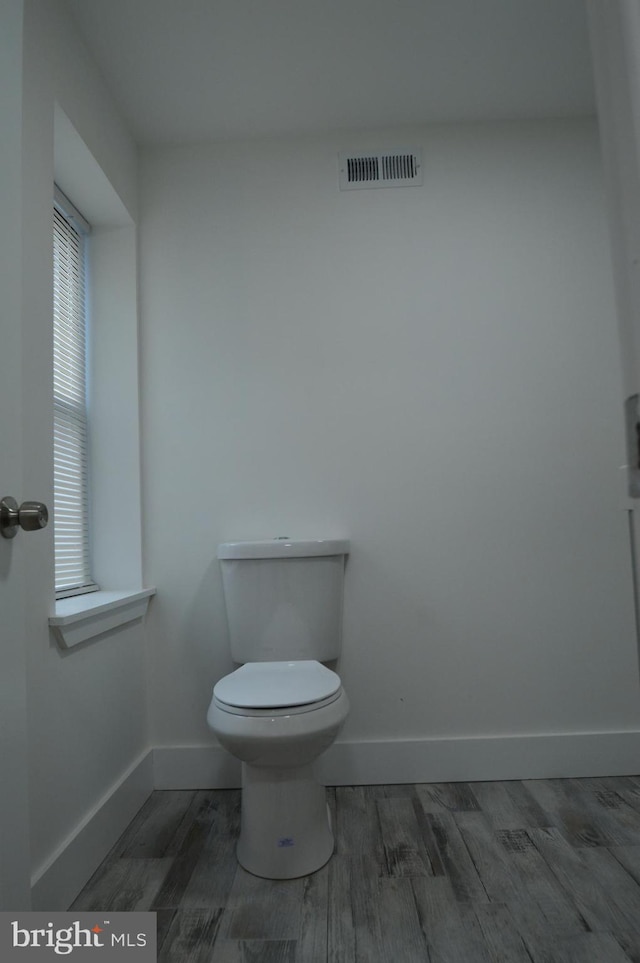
left=70, top=776, right=640, bottom=962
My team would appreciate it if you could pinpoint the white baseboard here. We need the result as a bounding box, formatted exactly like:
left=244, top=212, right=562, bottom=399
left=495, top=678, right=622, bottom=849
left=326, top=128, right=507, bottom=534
left=30, top=750, right=154, bottom=911
left=31, top=731, right=640, bottom=910
left=153, top=730, right=640, bottom=790
left=317, top=731, right=640, bottom=784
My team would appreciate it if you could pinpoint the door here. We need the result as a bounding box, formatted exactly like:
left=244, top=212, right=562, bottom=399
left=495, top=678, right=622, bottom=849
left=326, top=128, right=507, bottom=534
left=0, top=0, right=33, bottom=910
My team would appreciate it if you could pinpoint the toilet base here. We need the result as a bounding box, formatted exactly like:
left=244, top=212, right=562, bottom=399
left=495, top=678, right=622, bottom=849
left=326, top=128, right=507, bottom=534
left=237, top=762, right=334, bottom=879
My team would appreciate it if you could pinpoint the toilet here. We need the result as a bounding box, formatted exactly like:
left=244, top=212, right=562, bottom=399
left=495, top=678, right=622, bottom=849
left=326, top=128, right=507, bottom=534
left=207, top=538, right=350, bottom=879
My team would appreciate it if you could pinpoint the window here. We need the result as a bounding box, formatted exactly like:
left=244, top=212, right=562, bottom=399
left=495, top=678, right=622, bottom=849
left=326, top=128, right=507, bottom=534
left=53, top=187, right=97, bottom=598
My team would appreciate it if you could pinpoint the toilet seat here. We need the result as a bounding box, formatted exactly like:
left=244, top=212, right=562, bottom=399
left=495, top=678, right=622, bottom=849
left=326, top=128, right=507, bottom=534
left=213, top=659, right=341, bottom=712
left=214, top=689, right=343, bottom=718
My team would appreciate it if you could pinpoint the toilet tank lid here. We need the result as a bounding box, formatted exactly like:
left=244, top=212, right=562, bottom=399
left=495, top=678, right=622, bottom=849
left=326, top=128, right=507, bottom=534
left=217, top=538, right=350, bottom=559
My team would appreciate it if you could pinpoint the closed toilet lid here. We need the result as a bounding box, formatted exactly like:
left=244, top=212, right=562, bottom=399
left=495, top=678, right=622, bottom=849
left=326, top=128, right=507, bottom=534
left=213, top=660, right=341, bottom=709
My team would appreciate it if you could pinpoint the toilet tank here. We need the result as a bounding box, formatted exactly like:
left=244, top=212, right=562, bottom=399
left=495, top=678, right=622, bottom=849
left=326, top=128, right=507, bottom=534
left=217, top=539, right=350, bottom=663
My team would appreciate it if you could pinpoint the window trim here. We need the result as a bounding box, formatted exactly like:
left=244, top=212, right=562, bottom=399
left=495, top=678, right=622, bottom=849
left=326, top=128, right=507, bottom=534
left=50, top=104, right=154, bottom=649
left=49, top=589, right=155, bottom=649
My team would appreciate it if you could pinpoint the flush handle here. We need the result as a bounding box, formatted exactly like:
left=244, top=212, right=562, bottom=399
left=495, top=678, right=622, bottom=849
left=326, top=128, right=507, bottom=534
left=0, top=496, right=49, bottom=539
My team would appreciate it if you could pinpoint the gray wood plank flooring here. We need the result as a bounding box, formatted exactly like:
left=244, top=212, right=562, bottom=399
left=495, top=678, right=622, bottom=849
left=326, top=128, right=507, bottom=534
left=70, top=777, right=640, bottom=961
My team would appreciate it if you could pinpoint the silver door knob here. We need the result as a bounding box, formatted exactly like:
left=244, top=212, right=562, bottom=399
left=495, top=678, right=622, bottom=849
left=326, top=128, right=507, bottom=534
left=0, top=496, right=49, bottom=539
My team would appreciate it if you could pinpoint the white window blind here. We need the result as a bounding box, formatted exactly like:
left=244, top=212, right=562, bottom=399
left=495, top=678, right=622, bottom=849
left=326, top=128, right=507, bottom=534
left=53, top=190, right=97, bottom=598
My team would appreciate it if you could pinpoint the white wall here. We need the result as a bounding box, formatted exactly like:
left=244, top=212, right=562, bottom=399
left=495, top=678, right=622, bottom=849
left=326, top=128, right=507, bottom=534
left=140, top=120, right=640, bottom=774
left=19, top=0, right=149, bottom=901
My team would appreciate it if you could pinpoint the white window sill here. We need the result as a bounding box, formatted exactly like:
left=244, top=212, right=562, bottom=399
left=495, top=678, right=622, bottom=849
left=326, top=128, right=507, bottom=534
left=49, top=588, right=156, bottom=649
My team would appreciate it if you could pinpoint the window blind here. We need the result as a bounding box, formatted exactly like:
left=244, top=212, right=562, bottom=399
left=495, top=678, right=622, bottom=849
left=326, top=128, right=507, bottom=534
left=53, top=195, right=97, bottom=597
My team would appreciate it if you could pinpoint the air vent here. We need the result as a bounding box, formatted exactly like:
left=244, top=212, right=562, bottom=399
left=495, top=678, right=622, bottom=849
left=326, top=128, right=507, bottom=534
left=339, top=149, right=422, bottom=191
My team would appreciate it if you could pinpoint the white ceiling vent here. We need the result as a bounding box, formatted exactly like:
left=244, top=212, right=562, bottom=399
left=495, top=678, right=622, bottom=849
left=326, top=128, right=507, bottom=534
left=339, top=149, right=422, bottom=191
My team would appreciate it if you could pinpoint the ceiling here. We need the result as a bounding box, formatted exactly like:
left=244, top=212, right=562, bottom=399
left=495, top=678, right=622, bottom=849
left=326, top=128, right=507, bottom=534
left=64, top=0, right=596, bottom=147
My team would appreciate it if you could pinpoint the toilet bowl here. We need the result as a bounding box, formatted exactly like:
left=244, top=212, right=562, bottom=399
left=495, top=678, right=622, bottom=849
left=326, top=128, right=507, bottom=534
left=208, top=659, right=349, bottom=879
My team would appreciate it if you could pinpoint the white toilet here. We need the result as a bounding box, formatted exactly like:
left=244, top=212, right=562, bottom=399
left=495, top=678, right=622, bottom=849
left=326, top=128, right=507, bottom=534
left=207, top=538, right=350, bottom=879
